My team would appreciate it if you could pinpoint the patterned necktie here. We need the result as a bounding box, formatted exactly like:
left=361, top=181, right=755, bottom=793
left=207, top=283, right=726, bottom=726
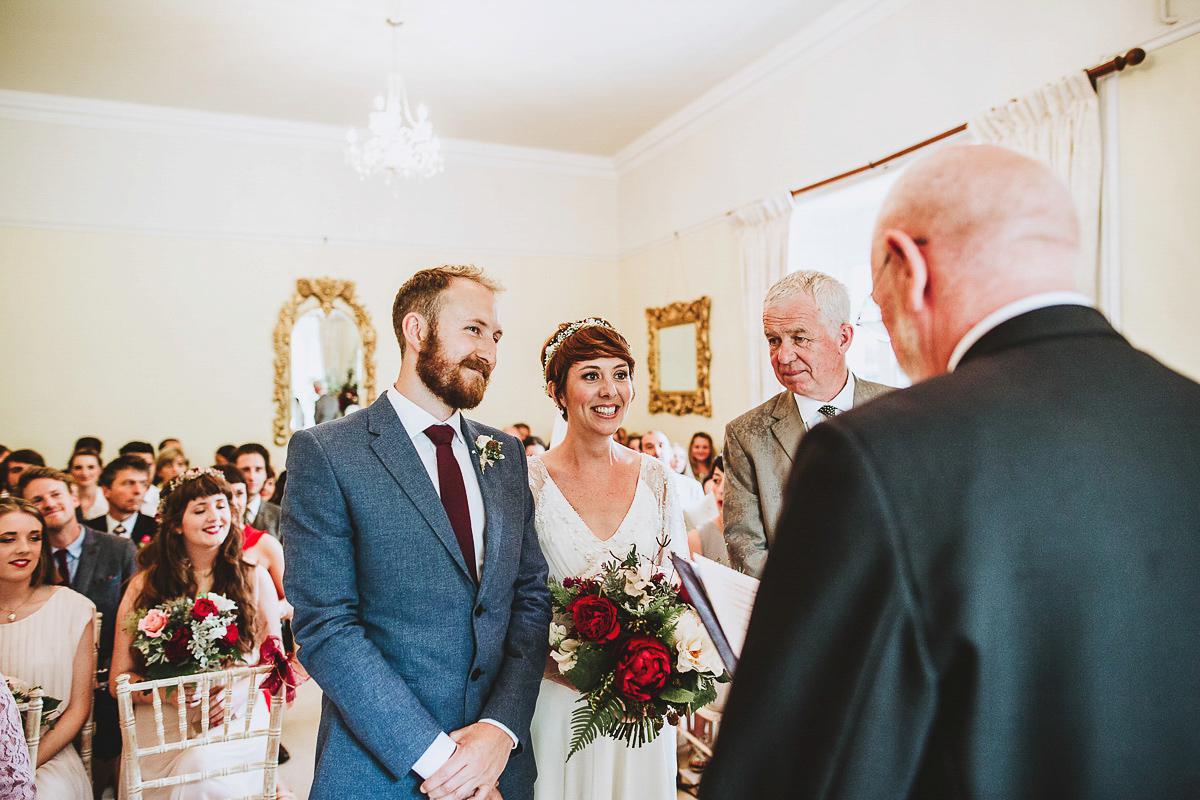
left=54, top=549, right=71, bottom=586
left=818, top=404, right=840, bottom=419
left=424, top=424, right=477, bottom=583
left=113, top=523, right=126, bottom=537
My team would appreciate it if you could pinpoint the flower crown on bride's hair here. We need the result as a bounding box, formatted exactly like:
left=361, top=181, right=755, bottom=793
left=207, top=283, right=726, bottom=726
left=541, top=317, right=616, bottom=385
left=156, top=467, right=226, bottom=520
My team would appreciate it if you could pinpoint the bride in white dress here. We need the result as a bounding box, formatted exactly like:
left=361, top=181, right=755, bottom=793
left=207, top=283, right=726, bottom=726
left=528, top=318, right=689, bottom=800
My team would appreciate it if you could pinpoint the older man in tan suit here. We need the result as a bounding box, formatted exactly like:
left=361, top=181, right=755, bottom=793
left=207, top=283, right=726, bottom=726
left=723, top=270, right=891, bottom=577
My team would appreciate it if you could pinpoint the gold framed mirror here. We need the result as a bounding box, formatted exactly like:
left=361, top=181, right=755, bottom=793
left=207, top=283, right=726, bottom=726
left=273, top=278, right=378, bottom=445
left=645, top=296, right=712, bottom=417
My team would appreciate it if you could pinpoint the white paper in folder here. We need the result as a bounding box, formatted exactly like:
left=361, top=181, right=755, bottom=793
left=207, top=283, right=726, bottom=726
left=690, top=555, right=760, bottom=658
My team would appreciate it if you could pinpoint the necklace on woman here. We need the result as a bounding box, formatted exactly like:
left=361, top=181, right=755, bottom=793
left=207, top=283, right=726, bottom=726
left=0, top=588, right=37, bottom=623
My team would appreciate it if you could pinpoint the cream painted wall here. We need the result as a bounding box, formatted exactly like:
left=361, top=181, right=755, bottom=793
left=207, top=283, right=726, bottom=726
left=1117, top=31, right=1200, bottom=381
left=0, top=225, right=615, bottom=468
left=616, top=0, right=1193, bottom=456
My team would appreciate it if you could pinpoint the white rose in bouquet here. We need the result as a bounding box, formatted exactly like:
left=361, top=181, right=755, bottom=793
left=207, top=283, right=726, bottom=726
left=672, top=609, right=724, bottom=675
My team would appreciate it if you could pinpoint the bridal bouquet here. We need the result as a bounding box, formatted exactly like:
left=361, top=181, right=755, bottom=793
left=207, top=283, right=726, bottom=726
left=124, top=593, right=242, bottom=681
left=6, top=676, right=62, bottom=730
left=548, top=547, right=729, bottom=758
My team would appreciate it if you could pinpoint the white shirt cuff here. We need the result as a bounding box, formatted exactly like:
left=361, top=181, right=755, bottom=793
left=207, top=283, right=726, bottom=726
left=479, top=718, right=520, bottom=749
left=411, top=732, right=456, bottom=779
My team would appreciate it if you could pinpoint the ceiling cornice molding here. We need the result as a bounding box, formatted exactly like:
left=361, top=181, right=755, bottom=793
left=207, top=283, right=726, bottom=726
left=612, top=0, right=912, bottom=175
left=0, top=89, right=617, bottom=179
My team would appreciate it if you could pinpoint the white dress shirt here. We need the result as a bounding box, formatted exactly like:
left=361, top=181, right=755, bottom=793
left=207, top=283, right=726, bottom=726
left=104, top=511, right=137, bottom=538
left=246, top=493, right=262, bottom=524
left=384, top=386, right=515, bottom=778
left=795, top=372, right=857, bottom=429
left=947, top=292, right=1093, bottom=371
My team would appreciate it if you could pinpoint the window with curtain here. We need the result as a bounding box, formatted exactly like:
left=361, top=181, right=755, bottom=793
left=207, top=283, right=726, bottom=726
left=786, top=165, right=911, bottom=389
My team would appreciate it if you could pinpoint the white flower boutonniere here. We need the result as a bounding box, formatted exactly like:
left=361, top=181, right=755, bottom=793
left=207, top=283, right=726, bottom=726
left=476, top=435, right=505, bottom=473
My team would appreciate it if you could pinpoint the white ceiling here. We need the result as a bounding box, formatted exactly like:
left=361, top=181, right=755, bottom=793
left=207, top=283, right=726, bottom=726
left=0, top=0, right=847, bottom=155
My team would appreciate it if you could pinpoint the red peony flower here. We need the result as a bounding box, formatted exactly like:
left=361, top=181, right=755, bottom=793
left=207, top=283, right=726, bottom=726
left=614, top=634, right=672, bottom=702
left=568, top=594, right=620, bottom=643
left=190, top=598, right=219, bottom=620
left=164, top=627, right=193, bottom=663
left=221, top=623, right=239, bottom=647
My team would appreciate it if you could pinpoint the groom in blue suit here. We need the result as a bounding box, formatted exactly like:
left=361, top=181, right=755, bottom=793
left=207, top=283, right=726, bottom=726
left=283, top=265, right=552, bottom=800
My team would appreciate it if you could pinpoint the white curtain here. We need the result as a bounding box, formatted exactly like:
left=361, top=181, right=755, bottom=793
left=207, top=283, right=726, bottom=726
left=731, top=192, right=794, bottom=405
left=968, top=71, right=1102, bottom=300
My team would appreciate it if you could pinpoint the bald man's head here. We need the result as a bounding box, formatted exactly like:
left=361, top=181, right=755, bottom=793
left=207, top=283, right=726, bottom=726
left=870, top=145, right=1082, bottom=381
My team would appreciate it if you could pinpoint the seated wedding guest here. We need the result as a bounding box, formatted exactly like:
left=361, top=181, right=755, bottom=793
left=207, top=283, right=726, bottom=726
left=0, top=669, right=36, bottom=800
left=90, top=455, right=157, bottom=544
left=670, top=442, right=690, bottom=475
left=686, top=456, right=728, bottom=566
left=119, top=442, right=160, bottom=516
left=260, top=468, right=276, bottom=506
left=513, top=422, right=532, bottom=442
left=68, top=448, right=106, bottom=521
left=2, top=449, right=45, bottom=496
left=235, top=444, right=280, bottom=540
left=688, top=432, right=715, bottom=485
left=267, top=470, right=286, bottom=506
left=19, top=467, right=137, bottom=792
left=642, top=430, right=704, bottom=506
left=153, top=447, right=188, bottom=487
left=0, top=446, right=9, bottom=467
left=723, top=270, right=892, bottom=578
left=215, top=466, right=289, bottom=619
left=625, top=433, right=642, bottom=452
left=0, top=497, right=97, bottom=799
left=213, top=444, right=237, bottom=467
left=613, top=426, right=628, bottom=446
left=157, top=438, right=182, bottom=454
left=109, top=468, right=283, bottom=800
left=524, top=437, right=546, bottom=457
left=73, top=436, right=103, bottom=456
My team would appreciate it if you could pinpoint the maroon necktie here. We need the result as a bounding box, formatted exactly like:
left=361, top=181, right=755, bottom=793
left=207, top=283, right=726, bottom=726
left=424, top=424, right=477, bottom=583
left=54, top=549, right=71, bottom=586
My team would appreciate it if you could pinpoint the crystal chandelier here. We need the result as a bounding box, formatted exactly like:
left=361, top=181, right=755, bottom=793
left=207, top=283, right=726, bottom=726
left=346, top=19, right=443, bottom=183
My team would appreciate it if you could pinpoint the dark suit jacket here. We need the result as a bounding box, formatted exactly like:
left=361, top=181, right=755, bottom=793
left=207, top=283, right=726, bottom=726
left=251, top=500, right=281, bottom=540
left=87, top=512, right=157, bottom=544
left=70, top=526, right=138, bottom=671
left=282, top=396, right=551, bottom=800
left=704, top=306, right=1200, bottom=799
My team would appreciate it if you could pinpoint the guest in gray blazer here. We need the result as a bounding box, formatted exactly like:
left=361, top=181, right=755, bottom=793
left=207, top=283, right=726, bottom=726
left=284, top=265, right=551, bottom=800
left=724, top=271, right=892, bottom=577
left=20, top=466, right=137, bottom=773
left=236, top=443, right=281, bottom=539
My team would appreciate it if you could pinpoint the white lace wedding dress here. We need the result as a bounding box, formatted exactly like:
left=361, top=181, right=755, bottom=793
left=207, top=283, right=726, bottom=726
left=528, top=453, right=690, bottom=800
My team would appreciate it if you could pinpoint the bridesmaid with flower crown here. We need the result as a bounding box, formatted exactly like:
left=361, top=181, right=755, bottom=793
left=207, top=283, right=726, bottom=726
left=109, top=469, right=283, bottom=800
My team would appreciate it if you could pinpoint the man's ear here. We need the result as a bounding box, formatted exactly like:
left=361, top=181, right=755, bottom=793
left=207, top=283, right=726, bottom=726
left=883, top=229, right=930, bottom=313
left=836, top=323, right=854, bottom=355
left=401, top=312, right=429, bottom=354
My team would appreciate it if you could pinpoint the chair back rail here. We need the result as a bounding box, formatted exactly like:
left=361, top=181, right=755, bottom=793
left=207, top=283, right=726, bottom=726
left=116, top=663, right=285, bottom=800
left=15, top=687, right=44, bottom=767
left=79, top=609, right=102, bottom=782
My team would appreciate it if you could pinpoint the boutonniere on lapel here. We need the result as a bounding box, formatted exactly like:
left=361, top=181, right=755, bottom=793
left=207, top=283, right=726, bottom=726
left=476, top=435, right=505, bottom=473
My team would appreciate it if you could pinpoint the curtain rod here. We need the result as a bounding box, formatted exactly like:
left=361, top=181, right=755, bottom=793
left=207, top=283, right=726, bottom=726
left=790, top=47, right=1146, bottom=199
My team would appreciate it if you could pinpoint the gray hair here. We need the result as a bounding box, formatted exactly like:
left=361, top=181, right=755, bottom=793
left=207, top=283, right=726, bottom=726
left=763, top=270, right=851, bottom=335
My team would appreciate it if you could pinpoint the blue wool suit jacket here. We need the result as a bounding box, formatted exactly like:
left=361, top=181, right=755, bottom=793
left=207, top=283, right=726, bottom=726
left=282, top=395, right=552, bottom=800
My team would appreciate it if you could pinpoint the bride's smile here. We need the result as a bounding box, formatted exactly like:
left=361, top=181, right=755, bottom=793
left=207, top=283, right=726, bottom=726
left=556, top=357, right=633, bottom=433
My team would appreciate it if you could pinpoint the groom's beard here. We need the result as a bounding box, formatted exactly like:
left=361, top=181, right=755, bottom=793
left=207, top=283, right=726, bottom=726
left=416, top=328, right=493, bottom=410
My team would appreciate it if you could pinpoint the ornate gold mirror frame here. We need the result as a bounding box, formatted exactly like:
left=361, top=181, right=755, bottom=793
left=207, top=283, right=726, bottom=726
left=645, top=296, right=712, bottom=417
left=273, top=278, right=378, bottom=445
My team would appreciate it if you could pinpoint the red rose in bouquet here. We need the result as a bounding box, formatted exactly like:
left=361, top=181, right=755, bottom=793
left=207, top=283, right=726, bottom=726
left=190, top=598, right=219, bottom=620
left=568, top=594, right=620, bottom=643
left=614, top=634, right=671, bottom=702
left=221, top=623, right=239, bottom=647
left=164, top=627, right=193, bottom=663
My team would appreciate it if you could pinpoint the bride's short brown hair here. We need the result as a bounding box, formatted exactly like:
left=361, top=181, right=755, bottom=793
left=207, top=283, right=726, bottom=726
left=542, top=320, right=634, bottom=420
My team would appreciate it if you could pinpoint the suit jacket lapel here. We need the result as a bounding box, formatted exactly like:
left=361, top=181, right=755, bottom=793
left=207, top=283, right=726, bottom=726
left=367, top=396, right=473, bottom=582
left=460, top=418, right=501, bottom=590
left=770, top=391, right=805, bottom=465
left=72, top=529, right=99, bottom=592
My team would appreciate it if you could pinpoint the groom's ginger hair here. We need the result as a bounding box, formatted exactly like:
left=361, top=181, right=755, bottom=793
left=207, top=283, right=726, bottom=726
left=392, top=265, right=504, bottom=354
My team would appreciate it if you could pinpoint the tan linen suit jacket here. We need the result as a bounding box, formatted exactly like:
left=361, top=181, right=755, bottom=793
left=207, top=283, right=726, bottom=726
left=723, top=376, right=892, bottom=577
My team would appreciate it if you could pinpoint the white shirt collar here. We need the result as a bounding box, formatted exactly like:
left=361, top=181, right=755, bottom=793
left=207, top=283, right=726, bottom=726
left=54, top=527, right=86, bottom=558
left=247, top=493, right=262, bottom=520
left=387, top=386, right=464, bottom=445
left=106, top=511, right=136, bottom=534
left=947, top=292, right=1093, bottom=372
left=795, top=372, right=856, bottom=427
